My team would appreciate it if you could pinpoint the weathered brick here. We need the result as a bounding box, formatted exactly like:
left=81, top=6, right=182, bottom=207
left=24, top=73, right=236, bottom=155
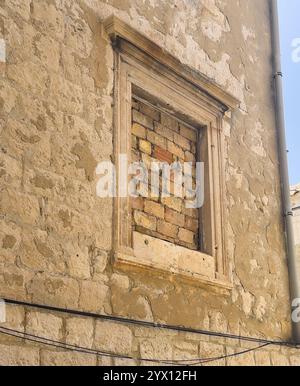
left=154, top=122, right=174, bottom=141
left=183, top=207, right=199, bottom=219
left=165, top=208, right=185, bottom=227
left=131, top=135, right=138, bottom=149
left=134, top=210, right=157, bottom=231
left=132, top=99, right=140, bottom=110
left=178, top=228, right=195, bottom=244
left=167, top=141, right=184, bottom=159
left=147, top=130, right=166, bottom=149
left=131, top=197, right=144, bottom=210
left=185, top=216, right=199, bottom=232
left=161, top=113, right=179, bottom=132
left=180, top=124, right=197, bottom=142
left=140, top=103, right=160, bottom=121
left=141, top=153, right=156, bottom=170
left=139, top=139, right=152, bottom=155
left=132, top=123, right=146, bottom=139
left=174, top=133, right=191, bottom=151
left=161, top=196, right=182, bottom=212
left=153, top=146, right=173, bottom=164
left=144, top=201, right=165, bottom=219
left=185, top=150, right=196, bottom=163
left=133, top=110, right=154, bottom=130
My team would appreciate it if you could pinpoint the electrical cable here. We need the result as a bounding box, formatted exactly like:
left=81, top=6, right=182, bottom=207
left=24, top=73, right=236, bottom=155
left=189, top=343, right=271, bottom=366
left=0, top=327, right=177, bottom=366
left=3, top=298, right=296, bottom=348
left=0, top=326, right=273, bottom=366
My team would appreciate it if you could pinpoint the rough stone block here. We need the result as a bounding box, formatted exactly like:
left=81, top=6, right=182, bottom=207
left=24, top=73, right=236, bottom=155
left=94, top=321, right=133, bottom=355
left=0, top=344, right=39, bottom=366
left=79, top=281, right=109, bottom=313
left=66, top=317, right=94, bottom=348
left=26, top=311, right=63, bottom=341
left=41, top=350, right=96, bottom=366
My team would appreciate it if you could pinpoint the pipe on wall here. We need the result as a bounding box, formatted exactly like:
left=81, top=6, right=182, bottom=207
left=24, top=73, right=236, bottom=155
left=271, top=0, right=300, bottom=344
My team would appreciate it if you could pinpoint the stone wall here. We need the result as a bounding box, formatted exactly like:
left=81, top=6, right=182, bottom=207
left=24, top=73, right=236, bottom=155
left=1, top=303, right=300, bottom=366
left=0, top=0, right=299, bottom=366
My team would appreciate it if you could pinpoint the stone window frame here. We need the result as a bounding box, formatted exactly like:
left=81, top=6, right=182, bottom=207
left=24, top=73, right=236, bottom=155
left=104, top=16, right=239, bottom=290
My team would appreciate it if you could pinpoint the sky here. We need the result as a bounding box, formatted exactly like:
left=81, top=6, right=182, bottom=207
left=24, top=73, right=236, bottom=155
left=278, top=0, right=300, bottom=186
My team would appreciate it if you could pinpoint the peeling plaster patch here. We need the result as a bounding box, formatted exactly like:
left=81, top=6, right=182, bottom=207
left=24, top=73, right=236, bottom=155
left=254, top=296, right=267, bottom=321
left=250, top=121, right=267, bottom=158
left=241, top=291, right=254, bottom=317
left=200, top=1, right=230, bottom=42
left=0, top=39, right=6, bottom=62
left=0, top=299, right=6, bottom=323
left=250, top=259, right=259, bottom=274
left=242, top=26, right=255, bottom=41
left=201, top=19, right=224, bottom=42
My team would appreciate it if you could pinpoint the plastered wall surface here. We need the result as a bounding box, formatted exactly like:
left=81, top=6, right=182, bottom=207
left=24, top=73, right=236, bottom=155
left=0, top=0, right=298, bottom=366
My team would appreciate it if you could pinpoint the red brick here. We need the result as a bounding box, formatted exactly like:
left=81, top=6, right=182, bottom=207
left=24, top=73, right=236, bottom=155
left=131, top=197, right=144, bottom=211
left=153, top=147, right=173, bottom=164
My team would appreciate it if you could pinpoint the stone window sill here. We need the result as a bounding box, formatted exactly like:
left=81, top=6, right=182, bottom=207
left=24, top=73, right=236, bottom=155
left=115, top=232, right=233, bottom=290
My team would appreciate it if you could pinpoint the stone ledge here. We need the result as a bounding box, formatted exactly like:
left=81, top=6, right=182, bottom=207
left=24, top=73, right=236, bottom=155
left=114, top=231, right=233, bottom=290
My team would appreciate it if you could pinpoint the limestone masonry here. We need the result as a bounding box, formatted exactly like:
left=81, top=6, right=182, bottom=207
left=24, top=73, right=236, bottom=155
left=0, top=0, right=299, bottom=366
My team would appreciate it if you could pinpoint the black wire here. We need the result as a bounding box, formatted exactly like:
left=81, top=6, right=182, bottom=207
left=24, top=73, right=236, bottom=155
left=0, top=327, right=178, bottom=366
left=190, top=343, right=271, bottom=366
left=3, top=298, right=294, bottom=347
left=0, top=326, right=274, bottom=366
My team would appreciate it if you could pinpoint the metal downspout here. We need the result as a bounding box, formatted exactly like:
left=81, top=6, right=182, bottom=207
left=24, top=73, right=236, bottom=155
left=271, top=0, right=300, bottom=344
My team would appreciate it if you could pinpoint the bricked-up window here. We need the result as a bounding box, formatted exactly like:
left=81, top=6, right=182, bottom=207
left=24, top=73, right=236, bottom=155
left=105, top=16, right=238, bottom=288
left=131, top=97, right=200, bottom=251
